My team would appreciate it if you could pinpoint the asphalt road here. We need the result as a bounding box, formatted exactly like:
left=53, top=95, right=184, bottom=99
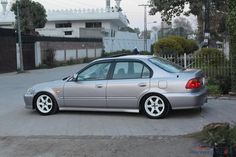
left=0, top=136, right=213, bottom=157
left=0, top=64, right=235, bottom=137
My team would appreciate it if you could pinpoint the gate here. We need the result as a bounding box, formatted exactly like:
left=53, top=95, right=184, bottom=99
left=0, top=29, right=17, bottom=73
left=22, top=42, right=35, bottom=70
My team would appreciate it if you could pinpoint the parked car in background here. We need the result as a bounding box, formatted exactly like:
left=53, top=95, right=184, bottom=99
left=24, top=55, right=207, bottom=119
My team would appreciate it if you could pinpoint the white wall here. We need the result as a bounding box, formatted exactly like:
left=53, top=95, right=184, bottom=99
left=55, top=50, right=65, bottom=61
left=66, top=50, right=77, bottom=60
left=72, top=21, right=85, bottom=28
left=103, top=31, right=155, bottom=52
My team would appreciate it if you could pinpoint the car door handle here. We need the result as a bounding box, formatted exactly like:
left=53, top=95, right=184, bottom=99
left=138, top=83, right=147, bottom=87
left=96, top=84, right=104, bottom=88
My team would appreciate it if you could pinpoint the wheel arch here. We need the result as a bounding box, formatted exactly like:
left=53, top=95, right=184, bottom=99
left=138, top=92, right=172, bottom=112
left=33, top=91, right=58, bottom=109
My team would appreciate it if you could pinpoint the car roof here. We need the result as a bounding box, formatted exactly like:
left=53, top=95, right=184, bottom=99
left=95, top=55, right=154, bottom=62
left=117, top=55, right=153, bottom=59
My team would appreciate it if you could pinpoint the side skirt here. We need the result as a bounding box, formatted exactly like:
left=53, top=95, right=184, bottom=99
left=59, top=107, right=140, bottom=113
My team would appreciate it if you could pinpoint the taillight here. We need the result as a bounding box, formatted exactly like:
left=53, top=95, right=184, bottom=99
left=185, top=78, right=202, bottom=89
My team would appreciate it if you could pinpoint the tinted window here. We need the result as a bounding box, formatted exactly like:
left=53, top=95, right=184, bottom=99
left=78, top=63, right=111, bottom=81
left=112, top=61, right=150, bottom=79
left=149, top=57, right=184, bottom=73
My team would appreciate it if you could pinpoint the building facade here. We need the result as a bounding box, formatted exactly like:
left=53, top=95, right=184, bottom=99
left=0, top=0, right=155, bottom=52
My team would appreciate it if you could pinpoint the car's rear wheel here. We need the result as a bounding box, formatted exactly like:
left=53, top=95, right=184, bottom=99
left=142, top=94, right=170, bottom=119
left=35, top=94, right=58, bottom=115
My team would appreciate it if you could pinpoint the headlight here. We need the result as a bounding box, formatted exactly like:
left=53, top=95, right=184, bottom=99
left=26, top=88, right=35, bottom=95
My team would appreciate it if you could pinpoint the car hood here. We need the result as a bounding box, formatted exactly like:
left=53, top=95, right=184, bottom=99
left=32, top=80, right=65, bottom=91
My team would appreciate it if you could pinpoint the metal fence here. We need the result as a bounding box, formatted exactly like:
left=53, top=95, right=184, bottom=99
left=158, top=53, right=231, bottom=79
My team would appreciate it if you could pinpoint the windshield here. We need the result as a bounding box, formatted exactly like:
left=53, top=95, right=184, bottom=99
left=149, top=57, right=184, bottom=73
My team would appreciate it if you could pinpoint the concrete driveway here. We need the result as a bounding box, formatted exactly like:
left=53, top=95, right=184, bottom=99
left=0, top=64, right=235, bottom=137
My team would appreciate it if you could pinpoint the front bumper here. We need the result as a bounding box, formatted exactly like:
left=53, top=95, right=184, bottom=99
left=165, top=88, right=208, bottom=110
left=24, top=94, right=34, bottom=109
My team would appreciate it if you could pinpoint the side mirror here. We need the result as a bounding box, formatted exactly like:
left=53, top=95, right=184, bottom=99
left=72, top=73, right=78, bottom=81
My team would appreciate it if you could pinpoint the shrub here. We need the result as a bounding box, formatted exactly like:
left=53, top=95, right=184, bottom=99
left=154, top=37, right=184, bottom=55
left=207, top=84, right=221, bottom=96
left=194, top=123, right=230, bottom=146
left=186, top=39, right=199, bottom=54
left=154, top=36, right=198, bottom=55
left=207, top=77, right=231, bottom=95
left=192, top=123, right=236, bottom=157
left=66, top=58, right=77, bottom=65
left=194, top=48, right=231, bottom=94
left=195, top=48, right=227, bottom=67
left=169, top=36, right=189, bottom=53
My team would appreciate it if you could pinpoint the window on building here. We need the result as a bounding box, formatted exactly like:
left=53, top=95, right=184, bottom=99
left=64, top=31, right=72, bottom=35
left=85, top=22, right=102, bottom=28
left=55, top=23, right=72, bottom=28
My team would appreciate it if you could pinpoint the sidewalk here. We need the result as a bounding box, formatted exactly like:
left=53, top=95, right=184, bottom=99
left=0, top=136, right=212, bottom=157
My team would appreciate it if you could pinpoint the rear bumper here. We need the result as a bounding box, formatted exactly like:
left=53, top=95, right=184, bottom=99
left=24, top=94, right=34, bottom=109
left=165, top=88, right=208, bottom=110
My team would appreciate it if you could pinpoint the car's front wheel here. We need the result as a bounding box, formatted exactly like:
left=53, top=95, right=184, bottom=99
left=35, top=93, right=58, bottom=115
left=142, top=94, right=170, bottom=119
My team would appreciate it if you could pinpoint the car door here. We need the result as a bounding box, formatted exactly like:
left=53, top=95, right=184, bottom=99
left=63, top=62, right=111, bottom=108
left=107, top=61, right=151, bottom=109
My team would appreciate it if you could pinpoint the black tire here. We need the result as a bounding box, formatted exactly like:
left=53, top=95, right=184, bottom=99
left=141, top=94, right=170, bottom=119
left=34, top=93, right=58, bottom=116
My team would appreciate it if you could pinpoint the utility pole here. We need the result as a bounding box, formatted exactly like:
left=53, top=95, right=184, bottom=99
left=16, top=0, right=24, bottom=72
left=139, top=4, right=149, bottom=52
left=204, top=0, right=210, bottom=47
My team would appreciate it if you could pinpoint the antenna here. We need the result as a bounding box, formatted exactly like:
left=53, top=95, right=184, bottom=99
left=1, top=0, right=8, bottom=15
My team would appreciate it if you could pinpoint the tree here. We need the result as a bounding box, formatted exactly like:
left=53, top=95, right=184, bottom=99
left=11, top=0, right=47, bottom=34
left=228, top=0, right=236, bottom=93
left=149, top=0, right=228, bottom=42
left=173, top=17, right=193, bottom=34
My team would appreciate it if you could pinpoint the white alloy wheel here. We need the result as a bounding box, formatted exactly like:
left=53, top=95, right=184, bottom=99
left=36, top=94, right=54, bottom=114
left=144, top=95, right=166, bottom=118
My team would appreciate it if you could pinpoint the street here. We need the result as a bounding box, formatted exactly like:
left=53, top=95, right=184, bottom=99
left=0, top=64, right=235, bottom=137
left=0, top=64, right=235, bottom=157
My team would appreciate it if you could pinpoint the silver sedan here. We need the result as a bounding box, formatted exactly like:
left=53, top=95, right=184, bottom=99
left=24, top=55, right=207, bottom=119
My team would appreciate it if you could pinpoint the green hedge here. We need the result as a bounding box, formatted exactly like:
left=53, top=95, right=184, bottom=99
left=154, top=36, right=198, bottom=55
left=195, top=48, right=227, bottom=67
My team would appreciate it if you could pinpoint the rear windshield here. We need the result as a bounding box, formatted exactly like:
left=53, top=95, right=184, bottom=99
left=149, top=57, right=184, bottom=73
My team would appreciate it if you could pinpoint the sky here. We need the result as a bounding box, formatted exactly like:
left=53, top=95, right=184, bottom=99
left=3, top=0, right=197, bottom=30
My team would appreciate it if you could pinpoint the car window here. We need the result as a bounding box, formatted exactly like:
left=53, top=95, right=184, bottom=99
left=78, top=63, right=111, bottom=81
left=142, top=66, right=151, bottom=78
left=149, top=57, right=184, bottom=73
left=112, top=61, right=150, bottom=79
